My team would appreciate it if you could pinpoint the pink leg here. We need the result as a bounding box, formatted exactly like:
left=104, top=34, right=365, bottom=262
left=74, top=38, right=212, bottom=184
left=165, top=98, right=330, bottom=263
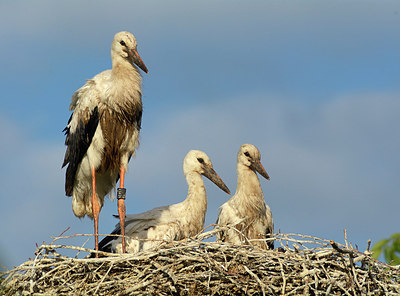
left=91, top=166, right=100, bottom=257
left=118, top=166, right=126, bottom=253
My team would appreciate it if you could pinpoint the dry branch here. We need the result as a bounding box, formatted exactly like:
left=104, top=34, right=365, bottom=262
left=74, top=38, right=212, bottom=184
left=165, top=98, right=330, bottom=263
left=1, top=227, right=399, bottom=295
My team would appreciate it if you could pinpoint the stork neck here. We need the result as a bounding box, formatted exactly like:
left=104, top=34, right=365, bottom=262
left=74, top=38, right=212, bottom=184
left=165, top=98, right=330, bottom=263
left=181, top=172, right=208, bottom=235
left=236, top=163, right=263, bottom=197
left=107, top=56, right=143, bottom=109
left=184, top=172, right=208, bottom=215
left=185, top=172, right=207, bottom=201
left=111, top=56, right=142, bottom=83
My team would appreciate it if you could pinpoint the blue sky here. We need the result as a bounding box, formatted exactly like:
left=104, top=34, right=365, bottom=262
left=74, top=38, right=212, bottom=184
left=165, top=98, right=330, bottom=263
left=1, top=0, right=400, bottom=269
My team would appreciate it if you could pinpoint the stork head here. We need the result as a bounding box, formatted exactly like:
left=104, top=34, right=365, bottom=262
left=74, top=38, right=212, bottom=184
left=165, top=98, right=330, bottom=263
left=183, top=150, right=230, bottom=194
left=238, top=144, right=270, bottom=180
left=111, top=31, right=148, bottom=73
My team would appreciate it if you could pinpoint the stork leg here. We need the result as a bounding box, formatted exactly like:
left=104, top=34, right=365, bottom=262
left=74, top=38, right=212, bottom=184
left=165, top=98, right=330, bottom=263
left=117, top=165, right=127, bottom=253
left=91, top=166, right=101, bottom=258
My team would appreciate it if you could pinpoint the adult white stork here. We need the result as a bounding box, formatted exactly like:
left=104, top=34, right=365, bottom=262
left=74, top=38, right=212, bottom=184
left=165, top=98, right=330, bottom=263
left=96, top=150, right=230, bottom=254
left=216, top=144, right=274, bottom=249
left=62, top=31, right=148, bottom=255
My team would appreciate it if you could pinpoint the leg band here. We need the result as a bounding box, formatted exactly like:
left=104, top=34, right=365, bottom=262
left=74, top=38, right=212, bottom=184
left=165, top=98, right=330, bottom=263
left=117, top=188, right=126, bottom=200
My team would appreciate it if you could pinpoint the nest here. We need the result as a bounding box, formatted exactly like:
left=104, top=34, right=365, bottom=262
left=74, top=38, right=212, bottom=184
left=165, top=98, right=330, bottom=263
left=1, top=226, right=400, bottom=296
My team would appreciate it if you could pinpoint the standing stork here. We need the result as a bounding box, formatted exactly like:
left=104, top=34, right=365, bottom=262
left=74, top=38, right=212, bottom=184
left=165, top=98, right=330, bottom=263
left=216, top=144, right=274, bottom=249
left=96, top=150, right=231, bottom=254
left=62, top=31, right=148, bottom=255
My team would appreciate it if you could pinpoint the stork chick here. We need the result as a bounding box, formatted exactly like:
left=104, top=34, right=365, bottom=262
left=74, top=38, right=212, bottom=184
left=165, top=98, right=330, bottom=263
left=62, top=31, right=148, bottom=255
left=97, top=150, right=230, bottom=254
left=216, top=144, right=273, bottom=249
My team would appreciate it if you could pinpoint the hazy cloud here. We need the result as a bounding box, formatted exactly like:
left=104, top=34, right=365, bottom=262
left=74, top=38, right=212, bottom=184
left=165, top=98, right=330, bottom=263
left=1, top=1, right=399, bottom=269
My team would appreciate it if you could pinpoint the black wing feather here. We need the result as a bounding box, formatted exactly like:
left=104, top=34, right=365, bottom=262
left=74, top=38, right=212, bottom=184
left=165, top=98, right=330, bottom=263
left=266, top=232, right=274, bottom=250
left=97, top=226, right=121, bottom=254
left=88, top=227, right=121, bottom=258
left=62, top=106, right=100, bottom=196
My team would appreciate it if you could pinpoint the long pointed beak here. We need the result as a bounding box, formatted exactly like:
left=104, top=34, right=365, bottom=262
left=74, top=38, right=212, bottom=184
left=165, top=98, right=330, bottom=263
left=203, top=166, right=231, bottom=195
left=251, top=160, right=270, bottom=180
left=129, top=49, right=148, bottom=73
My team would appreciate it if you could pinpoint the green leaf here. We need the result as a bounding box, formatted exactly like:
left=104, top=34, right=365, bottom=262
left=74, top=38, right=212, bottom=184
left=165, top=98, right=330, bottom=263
left=372, top=234, right=400, bottom=264
left=392, top=238, right=400, bottom=251
left=391, top=253, right=400, bottom=266
left=384, top=246, right=394, bottom=263
left=371, top=239, right=390, bottom=259
left=373, top=239, right=390, bottom=250
left=371, top=248, right=383, bottom=259
left=389, top=233, right=400, bottom=240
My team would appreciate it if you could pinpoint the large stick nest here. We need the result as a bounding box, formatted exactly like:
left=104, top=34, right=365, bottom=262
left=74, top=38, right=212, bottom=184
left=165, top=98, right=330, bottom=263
left=1, top=226, right=399, bottom=295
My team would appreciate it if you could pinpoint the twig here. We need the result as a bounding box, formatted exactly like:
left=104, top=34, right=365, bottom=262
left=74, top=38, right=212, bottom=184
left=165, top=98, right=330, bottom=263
left=124, top=279, right=155, bottom=293
left=2, top=231, right=400, bottom=295
left=279, top=259, right=287, bottom=294
left=244, top=265, right=265, bottom=296
left=93, top=262, right=113, bottom=294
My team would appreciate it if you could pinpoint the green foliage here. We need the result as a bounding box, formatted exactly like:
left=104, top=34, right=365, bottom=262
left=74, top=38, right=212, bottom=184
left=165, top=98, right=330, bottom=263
left=372, top=233, right=400, bottom=265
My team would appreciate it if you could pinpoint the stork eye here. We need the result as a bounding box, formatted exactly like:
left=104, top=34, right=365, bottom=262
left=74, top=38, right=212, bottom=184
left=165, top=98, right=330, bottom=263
left=197, top=158, right=204, bottom=164
left=244, top=152, right=250, bottom=157
left=120, top=40, right=126, bottom=46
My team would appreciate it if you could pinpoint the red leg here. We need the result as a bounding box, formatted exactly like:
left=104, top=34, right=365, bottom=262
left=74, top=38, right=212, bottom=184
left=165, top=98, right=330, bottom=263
left=118, top=166, right=126, bottom=253
left=91, top=166, right=100, bottom=257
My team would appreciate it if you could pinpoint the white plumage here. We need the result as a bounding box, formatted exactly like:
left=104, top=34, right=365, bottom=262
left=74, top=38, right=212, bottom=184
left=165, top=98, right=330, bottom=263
left=98, top=150, right=230, bottom=254
left=62, top=31, right=148, bottom=253
left=216, top=144, right=273, bottom=249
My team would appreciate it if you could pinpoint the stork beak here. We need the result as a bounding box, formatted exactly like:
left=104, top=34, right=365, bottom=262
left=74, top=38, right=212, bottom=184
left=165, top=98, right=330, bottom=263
left=251, top=160, right=270, bottom=180
left=129, top=49, right=148, bottom=73
left=203, top=166, right=231, bottom=195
